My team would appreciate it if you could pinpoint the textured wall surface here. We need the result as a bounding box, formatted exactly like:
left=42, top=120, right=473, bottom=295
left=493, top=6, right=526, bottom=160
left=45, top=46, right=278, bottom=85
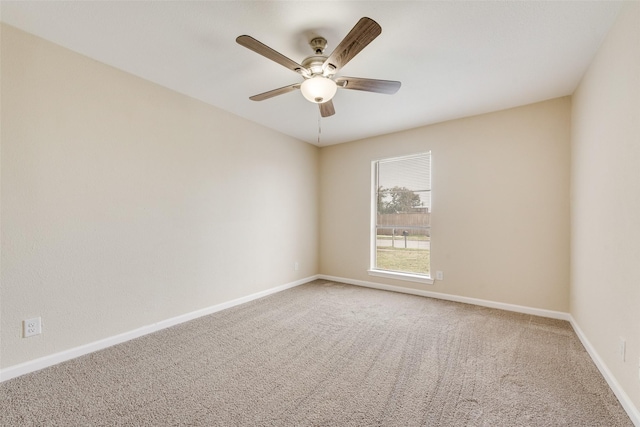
left=571, top=2, right=640, bottom=413
left=1, top=25, right=319, bottom=368
left=320, top=98, right=571, bottom=312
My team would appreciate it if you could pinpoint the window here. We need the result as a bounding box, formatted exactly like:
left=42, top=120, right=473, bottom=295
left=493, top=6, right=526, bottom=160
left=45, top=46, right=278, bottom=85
left=370, top=152, right=432, bottom=284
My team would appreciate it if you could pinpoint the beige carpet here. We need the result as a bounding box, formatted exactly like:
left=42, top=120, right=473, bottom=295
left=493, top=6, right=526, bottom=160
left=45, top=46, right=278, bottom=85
left=0, top=280, right=632, bottom=426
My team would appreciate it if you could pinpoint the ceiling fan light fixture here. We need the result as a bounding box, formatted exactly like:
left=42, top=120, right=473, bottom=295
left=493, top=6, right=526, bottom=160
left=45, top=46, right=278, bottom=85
left=300, top=76, right=337, bottom=104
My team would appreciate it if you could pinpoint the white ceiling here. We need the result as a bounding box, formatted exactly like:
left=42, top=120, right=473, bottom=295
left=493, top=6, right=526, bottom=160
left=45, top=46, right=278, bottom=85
left=0, top=1, right=623, bottom=146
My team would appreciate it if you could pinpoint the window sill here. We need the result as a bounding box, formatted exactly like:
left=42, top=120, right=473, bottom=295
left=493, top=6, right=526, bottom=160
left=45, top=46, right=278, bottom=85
left=367, top=269, right=435, bottom=285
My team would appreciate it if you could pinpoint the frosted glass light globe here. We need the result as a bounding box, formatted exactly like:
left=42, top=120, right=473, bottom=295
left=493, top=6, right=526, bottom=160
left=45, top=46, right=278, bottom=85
left=300, top=76, right=337, bottom=104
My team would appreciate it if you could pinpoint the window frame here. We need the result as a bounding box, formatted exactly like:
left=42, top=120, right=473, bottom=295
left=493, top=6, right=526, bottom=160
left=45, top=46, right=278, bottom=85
left=368, top=152, right=434, bottom=285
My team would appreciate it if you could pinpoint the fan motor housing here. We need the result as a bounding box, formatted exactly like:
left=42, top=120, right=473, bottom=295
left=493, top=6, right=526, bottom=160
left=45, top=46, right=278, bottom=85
left=301, top=55, right=328, bottom=75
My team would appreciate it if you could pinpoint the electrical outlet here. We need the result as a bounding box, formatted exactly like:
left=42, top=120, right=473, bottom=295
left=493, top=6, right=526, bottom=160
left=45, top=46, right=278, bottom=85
left=436, top=271, right=444, bottom=280
left=23, top=317, right=41, bottom=338
left=619, top=337, right=626, bottom=362
left=294, top=262, right=299, bottom=271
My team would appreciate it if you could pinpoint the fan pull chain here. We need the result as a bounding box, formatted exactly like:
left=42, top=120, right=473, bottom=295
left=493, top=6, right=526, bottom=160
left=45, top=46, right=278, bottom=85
left=317, top=113, right=322, bottom=146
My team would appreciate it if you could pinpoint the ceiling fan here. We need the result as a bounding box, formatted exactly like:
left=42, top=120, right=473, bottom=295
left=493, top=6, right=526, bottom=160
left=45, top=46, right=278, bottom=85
left=236, top=17, right=401, bottom=118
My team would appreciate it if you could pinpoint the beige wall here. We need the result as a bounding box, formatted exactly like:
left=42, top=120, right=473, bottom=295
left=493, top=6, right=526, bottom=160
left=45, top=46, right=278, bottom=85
left=0, top=25, right=319, bottom=368
left=320, top=98, right=571, bottom=312
left=571, top=2, right=640, bottom=411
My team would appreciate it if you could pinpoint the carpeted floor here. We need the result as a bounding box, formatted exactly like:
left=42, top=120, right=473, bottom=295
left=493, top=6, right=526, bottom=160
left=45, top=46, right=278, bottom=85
left=0, top=279, right=633, bottom=426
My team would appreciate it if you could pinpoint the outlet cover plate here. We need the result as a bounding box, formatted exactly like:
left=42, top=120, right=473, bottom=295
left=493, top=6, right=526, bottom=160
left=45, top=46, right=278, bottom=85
left=24, top=317, right=41, bottom=338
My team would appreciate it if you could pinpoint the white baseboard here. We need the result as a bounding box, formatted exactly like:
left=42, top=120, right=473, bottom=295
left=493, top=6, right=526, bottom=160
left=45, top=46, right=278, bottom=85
left=569, top=317, right=640, bottom=426
left=0, top=275, right=318, bottom=383
left=318, top=274, right=570, bottom=320
left=319, top=274, right=639, bottom=425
